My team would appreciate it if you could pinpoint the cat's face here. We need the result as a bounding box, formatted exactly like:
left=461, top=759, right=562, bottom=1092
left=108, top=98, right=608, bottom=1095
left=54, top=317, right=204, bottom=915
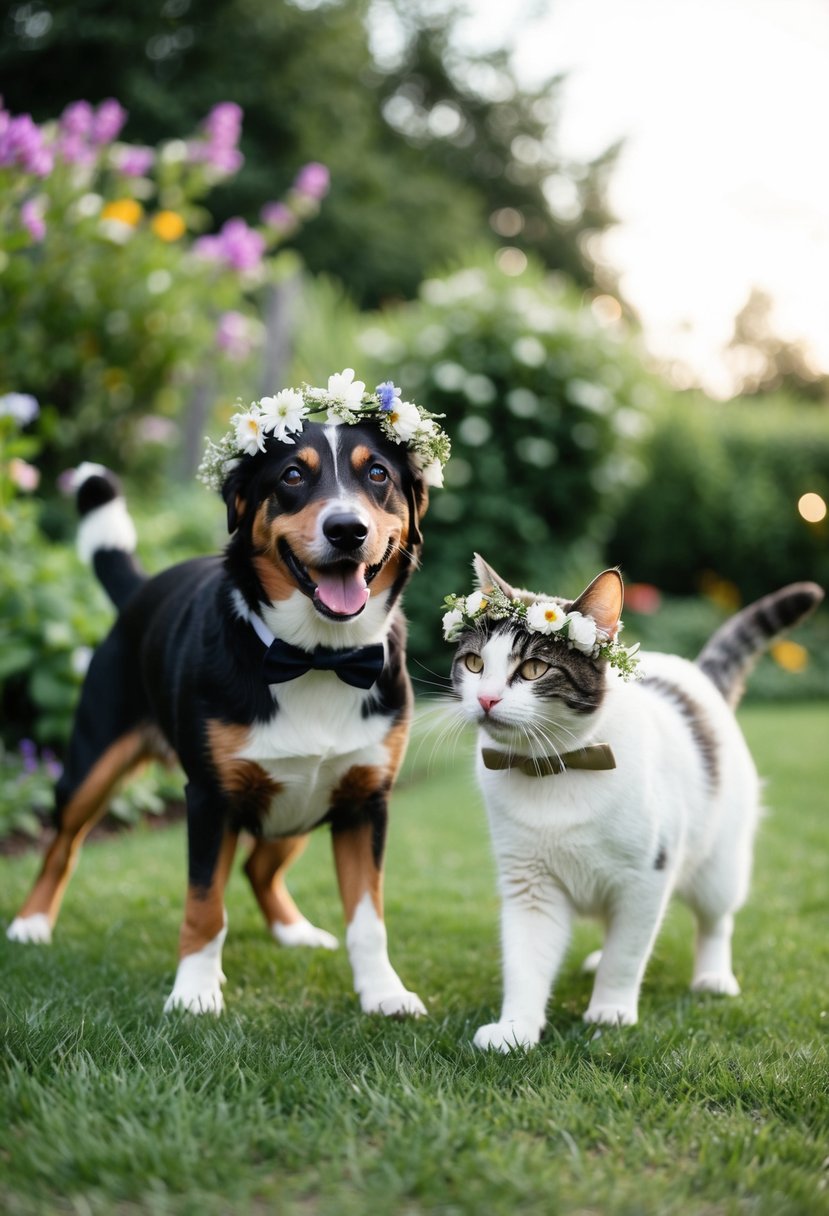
left=448, top=556, right=624, bottom=753
left=451, top=617, right=607, bottom=749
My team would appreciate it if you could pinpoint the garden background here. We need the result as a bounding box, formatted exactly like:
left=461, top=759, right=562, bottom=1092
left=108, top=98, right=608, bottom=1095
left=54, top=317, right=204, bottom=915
left=1, top=2, right=827, bottom=1214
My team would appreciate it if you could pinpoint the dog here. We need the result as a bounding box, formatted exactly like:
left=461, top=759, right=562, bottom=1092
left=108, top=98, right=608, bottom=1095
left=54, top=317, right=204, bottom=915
left=8, top=417, right=431, bottom=1017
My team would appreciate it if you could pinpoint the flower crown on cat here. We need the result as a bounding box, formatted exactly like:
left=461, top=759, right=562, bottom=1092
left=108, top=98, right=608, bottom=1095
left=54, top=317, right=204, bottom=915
left=442, top=555, right=641, bottom=680
left=197, top=368, right=450, bottom=492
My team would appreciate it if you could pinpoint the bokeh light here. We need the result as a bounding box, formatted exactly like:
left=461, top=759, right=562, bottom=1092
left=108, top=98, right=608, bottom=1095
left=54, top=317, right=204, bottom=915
left=797, top=492, right=827, bottom=523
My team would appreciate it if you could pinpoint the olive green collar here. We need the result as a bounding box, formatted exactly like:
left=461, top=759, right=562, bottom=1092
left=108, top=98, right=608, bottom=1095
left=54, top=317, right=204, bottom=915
left=481, top=743, right=616, bottom=778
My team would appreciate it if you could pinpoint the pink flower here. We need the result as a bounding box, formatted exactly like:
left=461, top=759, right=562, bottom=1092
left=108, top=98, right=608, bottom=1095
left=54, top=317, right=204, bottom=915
left=260, top=201, right=295, bottom=230
left=59, top=100, right=94, bottom=137
left=9, top=458, right=41, bottom=492
left=0, top=113, right=54, bottom=176
left=113, top=145, right=155, bottom=177
left=92, top=99, right=127, bottom=144
left=293, top=161, right=330, bottom=200
left=216, top=311, right=257, bottom=361
left=21, top=197, right=46, bottom=241
left=203, top=102, right=243, bottom=146
left=195, top=218, right=264, bottom=273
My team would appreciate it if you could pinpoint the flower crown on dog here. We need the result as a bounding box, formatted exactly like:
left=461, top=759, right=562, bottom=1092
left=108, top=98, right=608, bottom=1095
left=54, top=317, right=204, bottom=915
left=441, top=584, right=641, bottom=680
left=197, top=368, right=451, bottom=492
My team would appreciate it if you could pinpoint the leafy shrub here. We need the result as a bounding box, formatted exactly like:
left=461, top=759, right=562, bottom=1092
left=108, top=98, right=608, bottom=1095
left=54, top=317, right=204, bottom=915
left=609, top=393, right=829, bottom=600
left=0, top=97, right=327, bottom=481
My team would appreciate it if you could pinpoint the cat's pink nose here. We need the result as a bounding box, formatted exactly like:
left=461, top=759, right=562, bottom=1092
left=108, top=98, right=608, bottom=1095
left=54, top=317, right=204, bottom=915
left=478, top=693, right=502, bottom=714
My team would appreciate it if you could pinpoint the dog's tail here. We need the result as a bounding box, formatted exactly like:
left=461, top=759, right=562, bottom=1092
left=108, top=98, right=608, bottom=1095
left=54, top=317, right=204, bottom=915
left=696, top=582, right=824, bottom=709
left=73, top=463, right=146, bottom=610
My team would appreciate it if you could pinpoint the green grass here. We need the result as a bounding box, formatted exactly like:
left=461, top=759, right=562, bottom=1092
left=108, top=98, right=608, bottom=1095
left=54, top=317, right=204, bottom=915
left=2, top=703, right=828, bottom=1216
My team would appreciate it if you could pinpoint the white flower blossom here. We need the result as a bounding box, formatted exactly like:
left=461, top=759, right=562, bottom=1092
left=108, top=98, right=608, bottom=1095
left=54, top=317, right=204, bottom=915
left=387, top=399, right=422, bottom=442
left=259, top=389, right=308, bottom=441
left=567, top=611, right=598, bottom=652
left=442, top=607, right=465, bottom=640
left=326, top=367, right=365, bottom=409
left=421, top=458, right=444, bottom=488
left=465, top=590, right=489, bottom=617
left=526, top=601, right=568, bottom=634
left=232, top=408, right=267, bottom=456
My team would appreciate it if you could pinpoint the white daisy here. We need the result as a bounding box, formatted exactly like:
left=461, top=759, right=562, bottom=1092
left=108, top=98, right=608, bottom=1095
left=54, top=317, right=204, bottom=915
left=526, top=601, right=569, bottom=634
left=420, top=458, right=444, bottom=488
left=232, top=408, right=267, bottom=456
left=465, top=590, right=489, bottom=616
left=326, top=367, right=366, bottom=409
left=259, top=389, right=308, bottom=441
left=387, top=399, right=422, bottom=442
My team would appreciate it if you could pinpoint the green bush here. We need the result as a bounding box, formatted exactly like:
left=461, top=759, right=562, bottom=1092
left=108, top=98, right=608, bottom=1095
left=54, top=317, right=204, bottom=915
left=609, top=393, right=829, bottom=599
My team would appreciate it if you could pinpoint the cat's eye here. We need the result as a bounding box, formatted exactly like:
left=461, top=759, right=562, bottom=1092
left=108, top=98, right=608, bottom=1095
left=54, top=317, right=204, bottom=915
left=518, top=658, right=550, bottom=681
left=464, top=653, right=484, bottom=673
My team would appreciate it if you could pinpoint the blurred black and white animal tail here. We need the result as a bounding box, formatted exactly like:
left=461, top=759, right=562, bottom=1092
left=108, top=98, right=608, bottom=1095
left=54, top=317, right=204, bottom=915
left=72, top=462, right=145, bottom=610
left=696, top=582, right=824, bottom=709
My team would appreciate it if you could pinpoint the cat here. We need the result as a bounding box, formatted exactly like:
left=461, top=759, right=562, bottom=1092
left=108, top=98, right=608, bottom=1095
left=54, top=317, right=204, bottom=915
left=445, top=554, right=823, bottom=1051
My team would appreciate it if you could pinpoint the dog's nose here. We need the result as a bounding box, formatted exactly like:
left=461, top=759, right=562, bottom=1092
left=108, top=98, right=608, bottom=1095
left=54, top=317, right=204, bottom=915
left=323, top=512, right=369, bottom=552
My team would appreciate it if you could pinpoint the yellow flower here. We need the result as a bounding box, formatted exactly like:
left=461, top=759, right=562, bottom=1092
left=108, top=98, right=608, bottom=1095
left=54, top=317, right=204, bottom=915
left=771, top=640, right=808, bottom=673
left=101, top=198, right=143, bottom=226
left=151, top=210, right=186, bottom=242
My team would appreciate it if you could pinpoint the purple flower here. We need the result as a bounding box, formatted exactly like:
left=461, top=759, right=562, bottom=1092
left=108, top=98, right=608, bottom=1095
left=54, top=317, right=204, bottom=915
left=0, top=113, right=54, bottom=176
left=59, top=100, right=94, bottom=137
left=42, top=749, right=63, bottom=781
left=92, top=98, right=127, bottom=145
left=113, top=144, right=155, bottom=177
left=376, top=382, right=401, bottom=412
left=196, top=218, right=264, bottom=273
left=21, top=197, right=46, bottom=241
left=293, top=162, right=330, bottom=201
left=55, top=132, right=96, bottom=167
left=260, top=201, right=295, bottom=229
left=202, top=102, right=243, bottom=147
left=19, top=739, right=38, bottom=775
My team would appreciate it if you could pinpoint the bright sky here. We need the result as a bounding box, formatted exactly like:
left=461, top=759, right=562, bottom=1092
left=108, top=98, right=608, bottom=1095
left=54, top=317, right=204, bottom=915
left=453, top=0, right=829, bottom=396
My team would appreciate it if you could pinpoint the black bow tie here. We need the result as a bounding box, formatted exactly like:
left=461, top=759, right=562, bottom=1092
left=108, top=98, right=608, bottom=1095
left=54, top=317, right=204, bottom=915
left=262, top=636, right=385, bottom=690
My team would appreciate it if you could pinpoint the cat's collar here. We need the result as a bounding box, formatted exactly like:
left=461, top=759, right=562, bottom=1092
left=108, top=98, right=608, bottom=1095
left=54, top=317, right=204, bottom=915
left=481, top=744, right=617, bottom=777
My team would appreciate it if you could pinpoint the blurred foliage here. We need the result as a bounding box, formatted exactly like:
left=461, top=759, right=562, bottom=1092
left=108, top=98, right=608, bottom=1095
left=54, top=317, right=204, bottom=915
left=0, top=0, right=616, bottom=307
left=293, top=257, right=658, bottom=671
left=727, top=287, right=829, bottom=401
left=0, top=96, right=324, bottom=481
left=608, top=393, right=829, bottom=601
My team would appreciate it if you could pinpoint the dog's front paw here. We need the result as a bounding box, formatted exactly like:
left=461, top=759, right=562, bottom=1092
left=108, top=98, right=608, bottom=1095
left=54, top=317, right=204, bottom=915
left=163, top=980, right=225, bottom=1016
left=360, top=988, right=427, bottom=1018
left=691, top=970, right=740, bottom=996
left=473, top=1019, right=540, bottom=1052
left=7, top=914, right=52, bottom=944
left=271, top=918, right=339, bottom=951
left=583, top=1001, right=638, bottom=1027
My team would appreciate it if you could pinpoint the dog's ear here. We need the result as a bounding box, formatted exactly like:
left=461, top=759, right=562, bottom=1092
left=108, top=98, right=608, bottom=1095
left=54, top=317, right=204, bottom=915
left=221, top=462, right=250, bottom=534
left=404, top=464, right=429, bottom=550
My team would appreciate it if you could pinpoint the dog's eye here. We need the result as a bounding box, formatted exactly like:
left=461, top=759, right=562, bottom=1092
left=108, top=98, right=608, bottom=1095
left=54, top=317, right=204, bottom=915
left=368, top=463, right=388, bottom=484
left=281, top=467, right=304, bottom=487
left=518, top=658, right=550, bottom=681
left=464, top=653, right=484, bottom=674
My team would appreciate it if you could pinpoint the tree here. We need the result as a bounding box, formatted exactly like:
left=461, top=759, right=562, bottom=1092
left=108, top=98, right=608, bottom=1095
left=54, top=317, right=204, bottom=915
left=727, top=287, right=828, bottom=401
left=0, top=0, right=616, bottom=305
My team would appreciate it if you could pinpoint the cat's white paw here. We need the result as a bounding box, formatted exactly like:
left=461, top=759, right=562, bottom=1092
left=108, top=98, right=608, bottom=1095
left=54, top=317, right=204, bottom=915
left=691, top=971, right=740, bottom=996
left=583, top=1002, right=638, bottom=1027
left=360, top=988, right=427, bottom=1018
left=581, top=948, right=603, bottom=974
left=473, top=1019, right=541, bottom=1052
left=271, top=917, right=339, bottom=950
left=7, top=914, right=52, bottom=944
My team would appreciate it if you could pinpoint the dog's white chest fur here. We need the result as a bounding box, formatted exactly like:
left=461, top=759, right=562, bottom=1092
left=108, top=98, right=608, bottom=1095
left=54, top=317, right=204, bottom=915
left=235, top=672, right=389, bottom=836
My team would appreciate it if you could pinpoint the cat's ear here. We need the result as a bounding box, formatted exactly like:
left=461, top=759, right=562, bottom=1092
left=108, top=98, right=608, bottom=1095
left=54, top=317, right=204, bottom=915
left=473, top=553, right=516, bottom=597
left=571, top=569, right=624, bottom=639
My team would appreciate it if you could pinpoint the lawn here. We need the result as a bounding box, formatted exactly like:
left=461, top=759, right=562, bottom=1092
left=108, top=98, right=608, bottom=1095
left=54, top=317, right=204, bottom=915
left=1, top=702, right=828, bottom=1216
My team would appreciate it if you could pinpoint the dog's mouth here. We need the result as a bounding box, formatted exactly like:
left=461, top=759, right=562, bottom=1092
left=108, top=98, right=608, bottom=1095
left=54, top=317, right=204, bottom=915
left=279, top=538, right=394, bottom=621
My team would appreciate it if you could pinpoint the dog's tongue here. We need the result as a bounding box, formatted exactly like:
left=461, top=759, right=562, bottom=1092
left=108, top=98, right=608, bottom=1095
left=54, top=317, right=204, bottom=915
left=314, top=563, right=369, bottom=616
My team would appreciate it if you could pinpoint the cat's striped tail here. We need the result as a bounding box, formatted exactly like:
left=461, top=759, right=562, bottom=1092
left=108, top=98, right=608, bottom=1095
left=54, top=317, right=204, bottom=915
left=696, top=582, right=824, bottom=708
